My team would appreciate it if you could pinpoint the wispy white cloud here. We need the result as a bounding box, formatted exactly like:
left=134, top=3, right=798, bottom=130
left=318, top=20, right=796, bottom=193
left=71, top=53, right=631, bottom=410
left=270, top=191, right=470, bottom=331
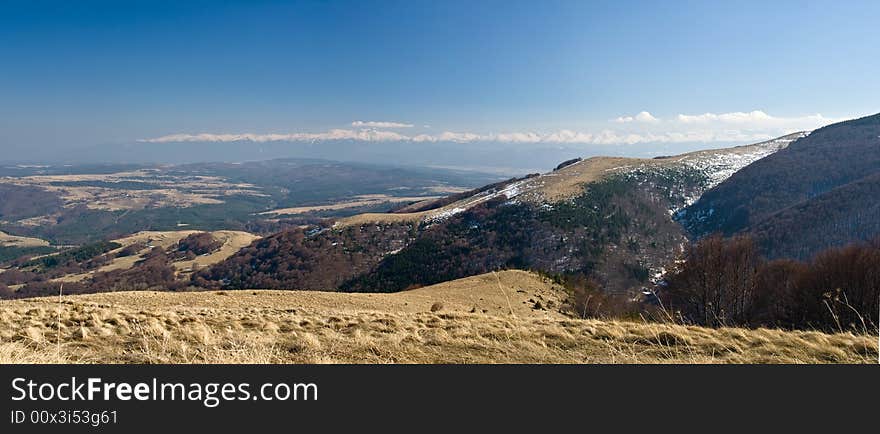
left=351, top=120, right=414, bottom=128
left=672, top=110, right=837, bottom=133
left=614, top=111, right=659, bottom=123
left=612, top=110, right=836, bottom=131
left=141, top=129, right=411, bottom=143
left=140, top=111, right=845, bottom=146
left=141, top=129, right=773, bottom=145
left=676, top=110, right=775, bottom=124
left=417, top=131, right=486, bottom=143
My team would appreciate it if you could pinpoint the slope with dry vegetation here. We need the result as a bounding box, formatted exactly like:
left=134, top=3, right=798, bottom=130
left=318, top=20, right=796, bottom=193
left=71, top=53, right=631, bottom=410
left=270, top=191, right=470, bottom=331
left=1, top=271, right=875, bottom=364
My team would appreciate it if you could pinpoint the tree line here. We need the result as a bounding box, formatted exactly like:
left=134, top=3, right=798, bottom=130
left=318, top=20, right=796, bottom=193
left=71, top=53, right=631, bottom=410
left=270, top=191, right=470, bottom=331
left=662, top=234, right=879, bottom=332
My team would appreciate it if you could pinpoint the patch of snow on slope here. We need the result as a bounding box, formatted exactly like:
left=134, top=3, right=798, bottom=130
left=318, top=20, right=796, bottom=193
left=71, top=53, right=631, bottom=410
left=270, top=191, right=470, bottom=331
left=679, top=132, right=807, bottom=190
left=427, top=207, right=466, bottom=222
left=498, top=180, right=525, bottom=199
left=424, top=178, right=533, bottom=222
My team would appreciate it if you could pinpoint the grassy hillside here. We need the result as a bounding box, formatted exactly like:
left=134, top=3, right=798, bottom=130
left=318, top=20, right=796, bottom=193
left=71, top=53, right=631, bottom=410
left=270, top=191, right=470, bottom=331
left=1, top=271, right=875, bottom=364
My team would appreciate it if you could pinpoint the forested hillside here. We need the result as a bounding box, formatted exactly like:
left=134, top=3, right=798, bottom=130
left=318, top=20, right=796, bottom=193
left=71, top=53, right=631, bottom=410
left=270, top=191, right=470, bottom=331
left=681, top=113, right=880, bottom=258
left=749, top=172, right=880, bottom=259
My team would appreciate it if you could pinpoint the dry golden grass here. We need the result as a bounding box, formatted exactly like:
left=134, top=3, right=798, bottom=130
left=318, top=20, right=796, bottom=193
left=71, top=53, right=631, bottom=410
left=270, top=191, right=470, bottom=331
left=1, top=271, right=875, bottom=364
left=0, top=230, right=50, bottom=248
left=335, top=211, right=430, bottom=226
left=259, top=195, right=443, bottom=216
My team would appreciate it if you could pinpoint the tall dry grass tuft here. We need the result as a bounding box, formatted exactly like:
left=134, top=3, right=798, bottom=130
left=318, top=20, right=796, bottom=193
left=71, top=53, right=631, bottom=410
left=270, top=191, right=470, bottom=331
left=0, top=342, right=69, bottom=364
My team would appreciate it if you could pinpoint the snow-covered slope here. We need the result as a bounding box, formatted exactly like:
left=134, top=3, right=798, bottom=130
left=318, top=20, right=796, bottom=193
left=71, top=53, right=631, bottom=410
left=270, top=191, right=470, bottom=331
left=675, top=132, right=808, bottom=190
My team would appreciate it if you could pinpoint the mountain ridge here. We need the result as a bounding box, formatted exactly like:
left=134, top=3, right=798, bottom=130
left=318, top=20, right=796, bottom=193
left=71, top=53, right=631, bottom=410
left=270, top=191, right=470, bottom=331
left=680, top=112, right=880, bottom=259
left=199, top=133, right=804, bottom=295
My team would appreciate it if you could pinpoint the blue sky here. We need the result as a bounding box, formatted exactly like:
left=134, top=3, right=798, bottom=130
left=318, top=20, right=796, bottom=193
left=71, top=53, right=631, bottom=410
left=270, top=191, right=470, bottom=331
left=1, top=0, right=878, bottom=161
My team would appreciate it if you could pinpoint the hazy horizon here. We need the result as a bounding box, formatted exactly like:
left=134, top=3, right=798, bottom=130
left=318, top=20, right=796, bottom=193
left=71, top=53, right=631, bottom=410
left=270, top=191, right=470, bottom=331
left=0, top=133, right=814, bottom=176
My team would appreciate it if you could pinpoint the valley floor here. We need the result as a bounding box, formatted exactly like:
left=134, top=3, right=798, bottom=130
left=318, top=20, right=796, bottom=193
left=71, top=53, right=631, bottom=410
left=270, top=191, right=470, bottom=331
left=0, top=271, right=876, bottom=364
